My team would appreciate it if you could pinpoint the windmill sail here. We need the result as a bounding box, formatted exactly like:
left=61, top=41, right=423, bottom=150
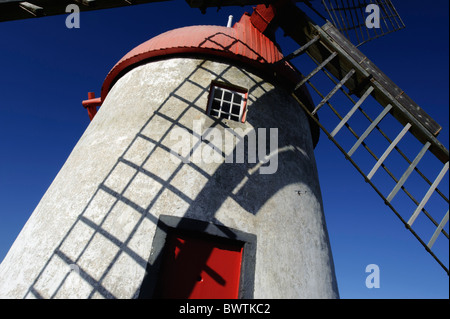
left=321, top=0, right=406, bottom=46
left=270, top=2, right=449, bottom=273
left=0, top=0, right=173, bottom=22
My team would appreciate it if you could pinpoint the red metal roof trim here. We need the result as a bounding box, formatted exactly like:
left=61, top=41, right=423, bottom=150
left=100, top=13, right=299, bottom=100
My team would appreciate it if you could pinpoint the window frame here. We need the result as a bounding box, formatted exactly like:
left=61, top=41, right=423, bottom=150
left=206, top=81, right=248, bottom=123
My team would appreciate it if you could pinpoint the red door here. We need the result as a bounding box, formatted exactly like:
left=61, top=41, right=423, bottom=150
left=155, top=231, right=243, bottom=299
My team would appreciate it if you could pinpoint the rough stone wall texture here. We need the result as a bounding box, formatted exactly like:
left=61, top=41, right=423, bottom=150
left=0, top=57, right=339, bottom=299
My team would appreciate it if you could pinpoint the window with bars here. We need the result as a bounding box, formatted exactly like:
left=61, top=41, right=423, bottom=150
left=207, top=83, right=248, bottom=123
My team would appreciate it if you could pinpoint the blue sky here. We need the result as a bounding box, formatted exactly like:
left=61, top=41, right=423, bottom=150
left=0, top=0, right=448, bottom=298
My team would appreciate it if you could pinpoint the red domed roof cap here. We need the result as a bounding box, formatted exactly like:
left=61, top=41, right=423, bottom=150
left=101, top=13, right=291, bottom=100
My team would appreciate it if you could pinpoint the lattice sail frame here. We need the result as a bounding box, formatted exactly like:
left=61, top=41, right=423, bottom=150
left=321, top=0, right=406, bottom=46
left=278, top=10, right=449, bottom=272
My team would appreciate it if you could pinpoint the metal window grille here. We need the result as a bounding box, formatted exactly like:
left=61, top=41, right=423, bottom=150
left=207, top=85, right=247, bottom=122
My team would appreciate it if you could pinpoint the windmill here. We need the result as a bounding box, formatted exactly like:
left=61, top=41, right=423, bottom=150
left=0, top=0, right=447, bottom=299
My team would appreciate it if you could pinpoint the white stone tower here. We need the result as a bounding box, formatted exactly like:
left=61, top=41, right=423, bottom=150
left=0, top=11, right=339, bottom=299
